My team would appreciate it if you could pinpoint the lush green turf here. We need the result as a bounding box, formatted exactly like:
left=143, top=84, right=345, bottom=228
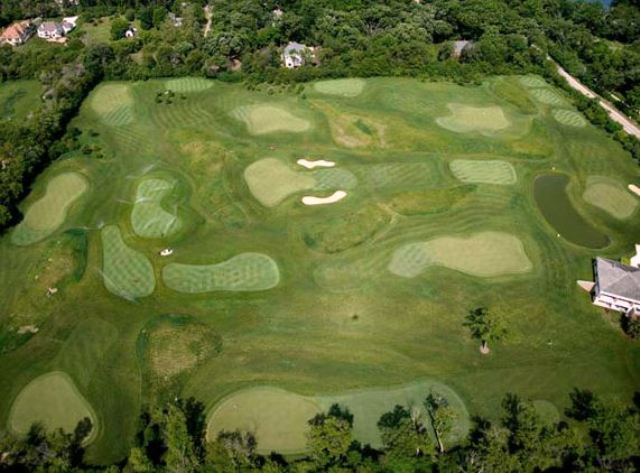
left=1, top=76, right=639, bottom=464
left=314, top=79, right=366, bottom=97
left=449, top=159, right=517, bottom=185
left=582, top=176, right=638, bottom=220
left=131, top=177, right=182, bottom=238
left=0, top=80, right=41, bottom=121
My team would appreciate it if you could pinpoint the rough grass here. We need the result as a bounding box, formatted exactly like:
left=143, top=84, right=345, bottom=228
left=313, top=79, right=366, bottom=97
left=12, top=172, right=88, bottom=246
left=232, top=104, right=310, bottom=135
left=162, top=253, right=280, bottom=293
left=436, top=104, right=510, bottom=134
left=101, top=225, right=155, bottom=299
left=244, top=158, right=315, bottom=207
left=9, top=371, right=96, bottom=438
left=449, top=159, right=517, bottom=185
left=0, top=80, right=41, bottom=121
left=552, top=109, right=587, bottom=128
left=583, top=176, right=638, bottom=219
left=131, top=178, right=182, bottom=239
left=387, top=187, right=474, bottom=215
left=312, top=100, right=385, bottom=148
left=90, top=83, right=134, bottom=126
left=388, top=231, right=533, bottom=278
left=165, top=77, right=213, bottom=94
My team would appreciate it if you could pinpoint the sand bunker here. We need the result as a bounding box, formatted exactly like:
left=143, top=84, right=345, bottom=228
left=302, top=190, right=347, bottom=206
left=232, top=104, right=310, bottom=135
left=9, top=371, right=96, bottom=439
left=12, top=172, right=88, bottom=246
left=297, top=158, right=336, bottom=169
left=388, top=231, right=532, bottom=278
left=583, top=176, right=638, bottom=219
left=101, top=225, right=155, bottom=299
left=314, top=79, right=366, bottom=97
left=90, top=83, right=134, bottom=126
left=131, top=178, right=182, bottom=238
left=163, top=252, right=280, bottom=293
left=629, top=184, right=640, bottom=197
left=450, top=159, right=517, bottom=185
left=245, top=158, right=315, bottom=207
left=552, top=109, right=587, bottom=127
left=165, top=77, right=213, bottom=93
left=436, top=104, right=510, bottom=134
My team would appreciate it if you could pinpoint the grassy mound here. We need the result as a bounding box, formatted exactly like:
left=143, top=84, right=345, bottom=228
left=101, top=225, right=155, bottom=299
left=314, top=79, right=366, bottom=97
left=90, top=83, right=134, bottom=126
left=519, top=76, right=548, bottom=88
left=436, top=104, right=510, bottom=134
left=583, top=176, right=638, bottom=219
left=530, top=88, right=566, bottom=106
left=207, top=387, right=321, bottom=454
left=163, top=253, right=280, bottom=293
left=9, top=371, right=96, bottom=439
left=312, top=101, right=384, bottom=148
left=165, top=77, right=213, bottom=93
left=532, top=400, right=561, bottom=425
left=244, top=158, right=315, bottom=207
left=388, top=187, right=474, bottom=215
left=131, top=178, right=182, bottom=239
left=12, top=172, right=88, bottom=246
left=552, top=109, right=587, bottom=127
left=449, top=159, right=517, bottom=185
left=389, top=231, right=532, bottom=278
left=232, top=104, right=310, bottom=135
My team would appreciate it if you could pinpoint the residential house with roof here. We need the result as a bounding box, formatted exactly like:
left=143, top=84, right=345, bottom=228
left=590, top=256, right=640, bottom=317
left=0, top=20, right=35, bottom=46
left=282, top=41, right=315, bottom=69
left=37, top=17, right=77, bottom=41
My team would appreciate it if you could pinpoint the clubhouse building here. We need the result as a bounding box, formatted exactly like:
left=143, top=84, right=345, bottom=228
left=590, top=252, right=640, bottom=317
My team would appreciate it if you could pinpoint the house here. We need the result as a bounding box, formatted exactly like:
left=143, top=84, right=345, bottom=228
left=282, top=41, right=315, bottom=69
left=0, top=20, right=35, bottom=46
left=38, top=21, right=65, bottom=39
left=589, top=256, right=640, bottom=317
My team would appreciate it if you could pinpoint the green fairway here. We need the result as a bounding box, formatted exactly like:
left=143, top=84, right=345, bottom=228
left=0, top=80, right=41, bottom=121
left=12, top=172, right=88, bottom=246
left=1, top=76, right=639, bottom=464
left=9, top=371, right=96, bottom=439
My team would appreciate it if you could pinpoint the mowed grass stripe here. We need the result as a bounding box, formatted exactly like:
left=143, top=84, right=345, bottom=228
left=450, top=160, right=517, bottom=185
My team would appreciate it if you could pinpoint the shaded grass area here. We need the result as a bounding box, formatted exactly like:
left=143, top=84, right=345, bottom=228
left=0, top=80, right=41, bottom=121
left=0, top=76, right=639, bottom=465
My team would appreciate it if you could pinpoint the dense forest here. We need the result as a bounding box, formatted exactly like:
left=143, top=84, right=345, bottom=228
left=0, top=390, right=639, bottom=472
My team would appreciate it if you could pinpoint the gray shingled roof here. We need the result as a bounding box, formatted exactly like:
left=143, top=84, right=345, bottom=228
left=284, top=42, right=306, bottom=55
left=595, top=257, right=640, bottom=301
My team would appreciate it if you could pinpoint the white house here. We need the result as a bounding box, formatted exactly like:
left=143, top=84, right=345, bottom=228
left=38, top=21, right=64, bottom=39
left=590, top=256, right=640, bottom=317
left=282, top=41, right=315, bottom=69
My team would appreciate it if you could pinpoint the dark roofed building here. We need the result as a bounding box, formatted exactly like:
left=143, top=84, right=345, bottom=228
left=591, top=257, right=640, bottom=317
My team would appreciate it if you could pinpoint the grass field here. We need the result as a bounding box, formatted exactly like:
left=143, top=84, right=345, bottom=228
left=0, top=80, right=41, bottom=121
left=1, top=76, right=639, bottom=464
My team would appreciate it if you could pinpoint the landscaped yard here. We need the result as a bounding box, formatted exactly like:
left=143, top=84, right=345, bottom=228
left=0, top=76, right=639, bottom=464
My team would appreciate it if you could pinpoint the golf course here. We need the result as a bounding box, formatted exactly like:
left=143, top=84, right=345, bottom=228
left=1, top=75, right=639, bottom=464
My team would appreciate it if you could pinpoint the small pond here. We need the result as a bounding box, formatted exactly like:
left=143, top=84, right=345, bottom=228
left=534, top=174, right=609, bottom=249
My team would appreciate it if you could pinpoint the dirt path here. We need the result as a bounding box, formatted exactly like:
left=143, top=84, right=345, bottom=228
left=203, top=5, right=212, bottom=38
left=554, top=60, right=640, bottom=139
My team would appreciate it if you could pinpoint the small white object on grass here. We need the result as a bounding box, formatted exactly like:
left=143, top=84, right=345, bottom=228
left=160, top=248, right=174, bottom=257
left=297, top=158, right=336, bottom=169
left=302, top=190, right=347, bottom=206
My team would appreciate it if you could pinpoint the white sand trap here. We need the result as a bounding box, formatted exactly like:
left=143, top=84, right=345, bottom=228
left=302, top=190, right=347, bottom=206
left=297, top=158, right=336, bottom=169
left=436, top=104, right=510, bottom=134
left=450, top=159, right=517, bottom=185
left=314, top=79, right=366, bottom=97
left=244, top=158, right=316, bottom=207
left=628, top=184, right=640, bottom=197
left=388, top=231, right=532, bottom=278
left=232, top=104, right=310, bottom=135
left=583, top=176, right=638, bottom=219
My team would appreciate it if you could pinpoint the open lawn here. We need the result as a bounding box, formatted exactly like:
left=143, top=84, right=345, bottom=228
left=0, top=76, right=639, bottom=463
left=0, top=80, right=41, bottom=121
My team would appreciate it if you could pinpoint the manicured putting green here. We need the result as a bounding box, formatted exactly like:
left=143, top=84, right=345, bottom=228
left=90, top=83, right=134, bottom=126
left=131, top=178, right=181, bottom=238
left=9, top=371, right=96, bottom=439
left=12, top=172, right=88, bottom=246
left=530, top=88, right=566, bottom=106
left=552, top=109, right=587, bottom=127
left=450, top=159, right=517, bottom=185
left=207, top=381, right=469, bottom=454
left=244, top=158, right=315, bottom=207
left=583, top=176, right=638, bottom=219
left=165, top=77, right=213, bottom=93
left=163, top=252, right=280, bottom=293
left=232, top=104, right=310, bottom=135
left=101, top=225, right=155, bottom=299
left=436, top=103, right=510, bottom=134
left=519, top=76, right=548, bottom=88
left=314, top=79, right=366, bottom=97
left=388, top=231, right=532, bottom=278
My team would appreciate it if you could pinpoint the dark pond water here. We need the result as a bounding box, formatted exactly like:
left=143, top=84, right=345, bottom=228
left=534, top=174, right=609, bottom=249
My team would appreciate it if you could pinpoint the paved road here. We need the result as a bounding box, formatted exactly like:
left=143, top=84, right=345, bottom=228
left=555, top=61, right=640, bottom=139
